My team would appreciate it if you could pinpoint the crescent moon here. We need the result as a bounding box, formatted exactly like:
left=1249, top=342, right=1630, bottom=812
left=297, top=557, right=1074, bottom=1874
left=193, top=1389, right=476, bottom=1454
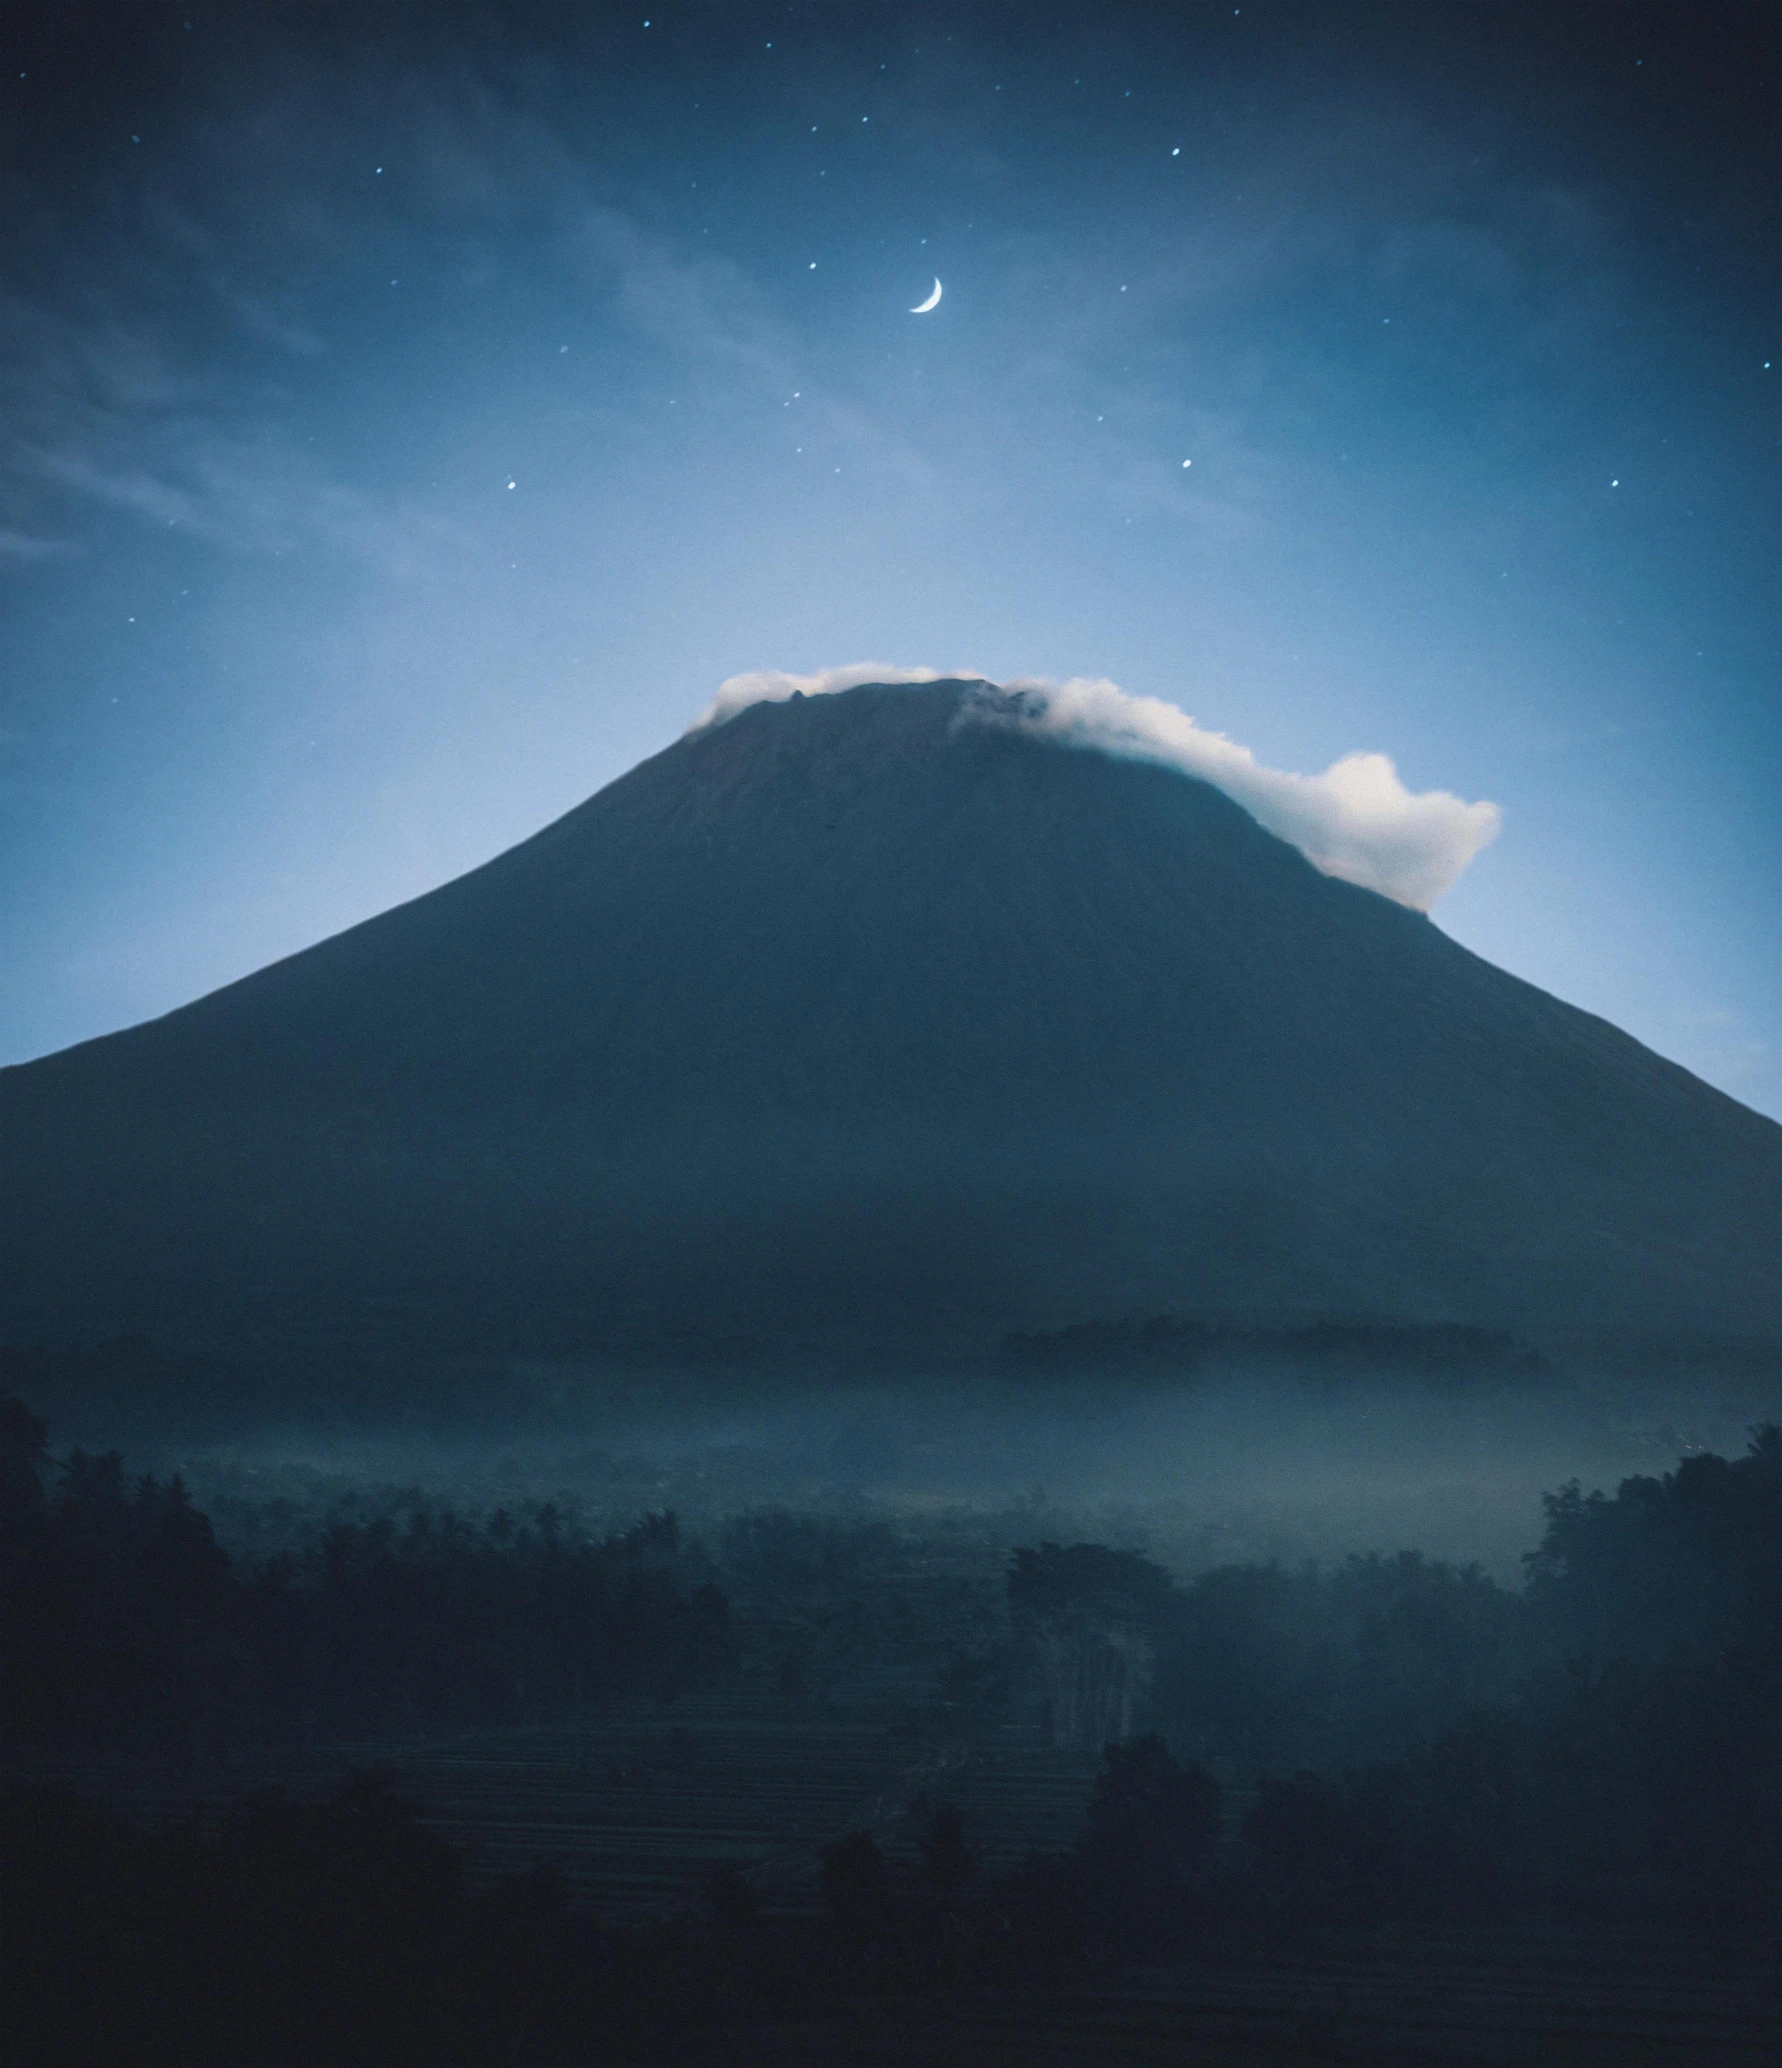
left=910, top=278, right=942, bottom=314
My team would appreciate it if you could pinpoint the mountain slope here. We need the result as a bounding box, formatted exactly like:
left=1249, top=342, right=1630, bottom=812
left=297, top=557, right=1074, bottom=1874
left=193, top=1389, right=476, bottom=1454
left=3, top=679, right=1778, bottom=1354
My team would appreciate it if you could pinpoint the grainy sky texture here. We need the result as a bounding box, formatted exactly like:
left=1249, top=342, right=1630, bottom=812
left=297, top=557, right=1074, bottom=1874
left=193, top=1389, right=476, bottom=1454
left=2, top=2, right=1778, bottom=1115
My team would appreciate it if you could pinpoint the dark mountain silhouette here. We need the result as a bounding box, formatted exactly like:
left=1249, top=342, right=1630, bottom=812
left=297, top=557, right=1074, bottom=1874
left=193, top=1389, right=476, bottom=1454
left=3, top=679, right=1778, bottom=1365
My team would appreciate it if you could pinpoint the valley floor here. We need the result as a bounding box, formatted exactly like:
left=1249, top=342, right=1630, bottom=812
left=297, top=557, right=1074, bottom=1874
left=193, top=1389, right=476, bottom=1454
left=706, top=1928, right=1779, bottom=2068
left=13, top=1697, right=1778, bottom=2066
left=4, top=1692, right=1105, bottom=1916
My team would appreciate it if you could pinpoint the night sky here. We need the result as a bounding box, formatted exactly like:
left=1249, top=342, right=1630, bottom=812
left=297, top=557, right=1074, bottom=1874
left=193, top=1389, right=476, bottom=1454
left=3, top=3, right=1778, bottom=1116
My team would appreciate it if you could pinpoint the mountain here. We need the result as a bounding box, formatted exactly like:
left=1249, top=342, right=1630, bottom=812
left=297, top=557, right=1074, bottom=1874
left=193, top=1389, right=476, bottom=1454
left=3, top=679, right=1779, bottom=1364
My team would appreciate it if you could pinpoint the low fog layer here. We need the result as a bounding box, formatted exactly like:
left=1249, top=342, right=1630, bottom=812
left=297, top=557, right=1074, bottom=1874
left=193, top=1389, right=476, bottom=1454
left=68, top=1345, right=1773, bottom=1585
left=697, top=666, right=1501, bottom=909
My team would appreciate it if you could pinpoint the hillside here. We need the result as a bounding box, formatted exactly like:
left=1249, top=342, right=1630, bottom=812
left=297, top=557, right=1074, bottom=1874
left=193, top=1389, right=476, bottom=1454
left=3, top=679, right=1778, bottom=1361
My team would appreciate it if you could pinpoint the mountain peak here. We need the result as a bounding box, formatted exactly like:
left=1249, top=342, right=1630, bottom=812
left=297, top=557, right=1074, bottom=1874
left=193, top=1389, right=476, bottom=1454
left=689, top=669, right=1500, bottom=909
left=2, top=673, right=1776, bottom=1362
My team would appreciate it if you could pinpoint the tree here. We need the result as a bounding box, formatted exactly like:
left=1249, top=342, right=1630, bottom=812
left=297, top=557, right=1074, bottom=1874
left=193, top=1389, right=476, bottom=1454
left=1069, top=1735, right=1222, bottom=1956
left=1008, top=1544, right=1181, bottom=1746
left=1081, top=1734, right=1220, bottom=1878
left=1525, top=1423, right=1782, bottom=1667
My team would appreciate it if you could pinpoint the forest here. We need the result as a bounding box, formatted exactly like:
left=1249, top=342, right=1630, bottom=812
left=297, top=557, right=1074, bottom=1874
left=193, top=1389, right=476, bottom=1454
left=2, top=1393, right=1777, bottom=2064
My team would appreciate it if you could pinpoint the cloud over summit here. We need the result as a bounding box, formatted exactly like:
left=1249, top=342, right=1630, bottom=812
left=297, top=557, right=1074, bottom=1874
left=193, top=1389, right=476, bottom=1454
left=693, top=664, right=954, bottom=729
left=698, top=666, right=1501, bottom=910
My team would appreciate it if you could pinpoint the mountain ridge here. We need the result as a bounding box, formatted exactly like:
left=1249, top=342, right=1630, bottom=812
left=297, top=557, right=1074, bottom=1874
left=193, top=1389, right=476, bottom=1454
left=3, top=678, right=1778, bottom=1362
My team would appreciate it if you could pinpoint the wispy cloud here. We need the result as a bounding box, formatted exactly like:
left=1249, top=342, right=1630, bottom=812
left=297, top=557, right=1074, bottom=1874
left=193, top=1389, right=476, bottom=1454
left=0, top=273, right=459, bottom=574
left=0, top=527, right=80, bottom=564
left=0, top=67, right=934, bottom=580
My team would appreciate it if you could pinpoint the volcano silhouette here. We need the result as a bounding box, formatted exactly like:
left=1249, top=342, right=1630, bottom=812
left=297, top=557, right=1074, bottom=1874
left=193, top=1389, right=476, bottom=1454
left=3, top=679, right=1779, bottom=1360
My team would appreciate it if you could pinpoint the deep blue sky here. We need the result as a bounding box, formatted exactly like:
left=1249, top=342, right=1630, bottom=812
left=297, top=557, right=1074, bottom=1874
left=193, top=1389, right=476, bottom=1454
left=3, top=2, right=1778, bottom=1115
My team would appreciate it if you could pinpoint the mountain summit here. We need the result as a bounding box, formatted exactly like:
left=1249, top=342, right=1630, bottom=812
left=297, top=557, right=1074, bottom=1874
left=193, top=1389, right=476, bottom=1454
left=4, top=679, right=1778, bottom=1357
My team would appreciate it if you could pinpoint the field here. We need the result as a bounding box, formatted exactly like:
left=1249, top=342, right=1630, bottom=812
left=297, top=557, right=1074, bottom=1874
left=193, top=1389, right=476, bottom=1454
left=13, top=1688, right=1103, bottom=1915
left=19, top=1690, right=1778, bottom=2065
left=372, top=1706, right=1106, bottom=1911
left=720, top=1930, right=1781, bottom=2067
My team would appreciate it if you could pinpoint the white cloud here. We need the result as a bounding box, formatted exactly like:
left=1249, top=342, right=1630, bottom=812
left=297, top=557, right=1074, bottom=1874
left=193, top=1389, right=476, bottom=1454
left=691, top=663, right=963, bottom=730
left=696, top=666, right=1501, bottom=910
left=987, top=676, right=1501, bottom=909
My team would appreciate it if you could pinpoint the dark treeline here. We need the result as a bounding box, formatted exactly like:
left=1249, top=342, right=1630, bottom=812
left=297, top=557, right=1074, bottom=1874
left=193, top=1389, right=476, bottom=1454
left=3, top=1414, right=1778, bottom=2062
left=967, top=1433, right=1780, bottom=1929
left=0, top=1397, right=730, bottom=1755
left=1000, top=1315, right=1549, bottom=1378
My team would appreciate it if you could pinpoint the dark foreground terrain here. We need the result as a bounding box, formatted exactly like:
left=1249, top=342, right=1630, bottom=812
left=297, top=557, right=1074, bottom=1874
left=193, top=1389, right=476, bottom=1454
left=3, top=1395, right=1777, bottom=2065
